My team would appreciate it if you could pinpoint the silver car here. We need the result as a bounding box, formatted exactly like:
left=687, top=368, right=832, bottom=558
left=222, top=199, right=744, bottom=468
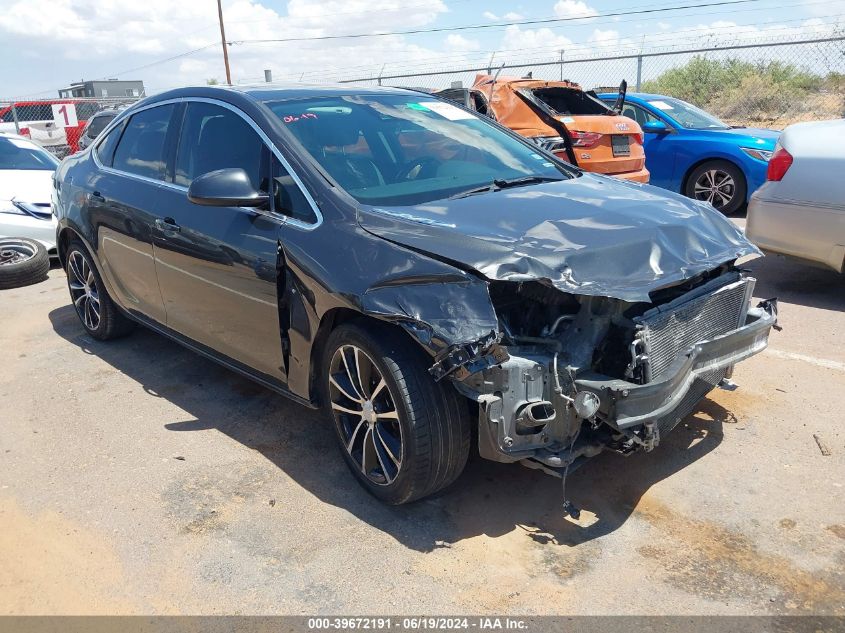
left=746, top=119, right=845, bottom=273
left=77, top=109, right=119, bottom=151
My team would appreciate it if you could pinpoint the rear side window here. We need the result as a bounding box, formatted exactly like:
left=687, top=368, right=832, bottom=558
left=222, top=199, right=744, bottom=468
left=174, top=102, right=264, bottom=189
left=112, top=104, right=175, bottom=180
left=95, top=120, right=124, bottom=166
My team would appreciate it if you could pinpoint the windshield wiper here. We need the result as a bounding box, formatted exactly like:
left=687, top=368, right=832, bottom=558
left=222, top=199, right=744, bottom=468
left=449, top=175, right=562, bottom=199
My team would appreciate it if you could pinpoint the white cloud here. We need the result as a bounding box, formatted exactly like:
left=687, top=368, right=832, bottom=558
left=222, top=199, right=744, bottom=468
left=553, top=0, right=598, bottom=20
left=590, top=28, right=620, bottom=48
left=446, top=34, right=480, bottom=51
left=500, top=24, right=575, bottom=52
left=0, top=0, right=451, bottom=95
left=1, top=0, right=839, bottom=98
left=483, top=10, right=524, bottom=21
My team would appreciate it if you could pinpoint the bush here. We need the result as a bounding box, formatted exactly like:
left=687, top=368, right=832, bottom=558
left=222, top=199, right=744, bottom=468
left=708, top=74, right=791, bottom=120
left=641, top=56, right=834, bottom=126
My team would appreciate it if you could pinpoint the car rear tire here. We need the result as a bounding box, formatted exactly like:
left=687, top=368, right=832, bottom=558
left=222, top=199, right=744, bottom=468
left=0, top=238, right=50, bottom=290
left=685, top=160, right=746, bottom=215
left=322, top=322, right=471, bottom=505
left=65, top=240, right=135, bottom=341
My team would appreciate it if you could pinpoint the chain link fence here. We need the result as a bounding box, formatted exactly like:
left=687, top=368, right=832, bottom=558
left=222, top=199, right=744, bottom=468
left=335, top=35, right=845, bottom=129
left=0, top=97, right=141, bottom=158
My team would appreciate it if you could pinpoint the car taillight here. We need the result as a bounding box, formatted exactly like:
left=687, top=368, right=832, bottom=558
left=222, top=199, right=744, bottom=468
left=766, top=147, right=793, bottom=181
left=568, top=130, right=602, bottom=148
left=632, top=133, right=643, bottom=145
left=18, top=127, right=30, bottom=138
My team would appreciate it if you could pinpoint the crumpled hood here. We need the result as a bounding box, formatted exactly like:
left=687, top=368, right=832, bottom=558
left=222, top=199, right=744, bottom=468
left=358, top=174, right=760, bottom=302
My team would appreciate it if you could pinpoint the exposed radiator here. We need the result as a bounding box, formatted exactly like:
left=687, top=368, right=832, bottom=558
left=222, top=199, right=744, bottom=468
left=636, top=274, right=755, bottom=382
left=653, top=367, right=727, bottom=435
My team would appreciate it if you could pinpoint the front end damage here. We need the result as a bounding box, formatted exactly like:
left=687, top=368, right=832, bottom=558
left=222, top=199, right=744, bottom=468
left=438, top=267, right=777, bottom=478
left=355, top=175, right=778, bottom=498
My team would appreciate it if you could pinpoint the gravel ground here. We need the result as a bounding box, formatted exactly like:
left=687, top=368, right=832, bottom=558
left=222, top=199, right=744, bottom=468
left=1, top=239, right=844, bottom=616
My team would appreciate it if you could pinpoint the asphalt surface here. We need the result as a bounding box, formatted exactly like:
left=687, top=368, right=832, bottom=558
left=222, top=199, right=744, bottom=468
left=1, top=229, right=844, bottom=615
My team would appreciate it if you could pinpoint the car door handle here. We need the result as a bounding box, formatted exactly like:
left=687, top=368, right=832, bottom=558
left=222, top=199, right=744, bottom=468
left=89, top=191, right=105, bottom=203
left=155, top=218, right=181, bottom=233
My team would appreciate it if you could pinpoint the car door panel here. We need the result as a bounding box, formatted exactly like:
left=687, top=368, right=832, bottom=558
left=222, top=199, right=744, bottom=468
left=89, top=171, right=167, bottom=323
left=152, top=100, right=286, bottom=382
left=83, top=104, right=177, bottom=323
left=152, top=198, right=285, bottom=380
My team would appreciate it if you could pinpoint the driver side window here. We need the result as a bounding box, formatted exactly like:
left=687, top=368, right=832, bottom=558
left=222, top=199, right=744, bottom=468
left=174, top=102, right=264, bottom=190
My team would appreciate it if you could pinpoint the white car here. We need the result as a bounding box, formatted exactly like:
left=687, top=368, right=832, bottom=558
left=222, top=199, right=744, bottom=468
left=0, top=132, right=60, bottom=256
left=746, top=119, right=845, bottom=273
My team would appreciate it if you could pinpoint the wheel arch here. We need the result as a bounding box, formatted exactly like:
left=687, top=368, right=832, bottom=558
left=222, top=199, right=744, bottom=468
left=57, top=225, right=85, bottom=270
left=57, top=225, right=120, bottom=309
left=307, top=307, right=424, bottom=407
left=681, top=155, right=747, bottom=193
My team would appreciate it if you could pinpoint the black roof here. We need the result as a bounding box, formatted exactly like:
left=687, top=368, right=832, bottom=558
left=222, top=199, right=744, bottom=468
left=147, top=83, right=414, bottom=105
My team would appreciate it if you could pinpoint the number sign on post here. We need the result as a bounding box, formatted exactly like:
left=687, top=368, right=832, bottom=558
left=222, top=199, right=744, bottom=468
left=52, top=103, right=78, bottom=128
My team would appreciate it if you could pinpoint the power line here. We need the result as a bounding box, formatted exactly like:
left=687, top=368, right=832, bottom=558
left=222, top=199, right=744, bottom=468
left=91, top=43, right=219, bottom=80
left=297, top=14, right=841, bottom=80
left=12, top=42, right=220, bottom=98
left=336, top=34, right=845, bottom=83
left=229, top=0, right=766, bottom=45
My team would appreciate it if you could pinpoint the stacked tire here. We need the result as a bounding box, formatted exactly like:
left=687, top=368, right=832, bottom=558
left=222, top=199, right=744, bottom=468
left=0, top=238, right=50, bottom=290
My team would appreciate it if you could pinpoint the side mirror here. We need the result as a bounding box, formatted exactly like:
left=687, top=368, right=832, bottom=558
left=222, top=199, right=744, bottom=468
left=642, top=120, right=669, bottom=134
left=187, top=168, right=269, bottom=208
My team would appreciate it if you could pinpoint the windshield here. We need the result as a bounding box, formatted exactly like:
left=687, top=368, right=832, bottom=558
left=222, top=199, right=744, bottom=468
left=0, top=136, right=60, bottom=170
left=646, top=97, right=729, bottom=130
left=265, top=94, right=571, bottom=206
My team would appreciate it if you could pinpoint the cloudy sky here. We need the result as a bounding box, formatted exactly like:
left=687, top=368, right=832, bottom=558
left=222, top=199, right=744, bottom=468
left=0, top=0, right=840, bottom=97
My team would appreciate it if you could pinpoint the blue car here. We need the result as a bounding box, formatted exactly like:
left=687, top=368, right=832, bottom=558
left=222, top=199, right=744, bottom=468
left=598, top=93, right=779, bottom=214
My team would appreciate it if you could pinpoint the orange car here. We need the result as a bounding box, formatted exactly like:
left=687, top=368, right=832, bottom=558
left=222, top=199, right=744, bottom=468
left=441, top=75, right=649, bottom=183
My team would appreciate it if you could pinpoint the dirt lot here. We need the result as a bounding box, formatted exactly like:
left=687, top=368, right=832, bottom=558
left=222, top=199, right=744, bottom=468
left=1, top=225, right=844, bottom=616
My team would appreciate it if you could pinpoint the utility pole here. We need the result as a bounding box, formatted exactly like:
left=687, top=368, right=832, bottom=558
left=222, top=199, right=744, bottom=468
left=559, top=49, right=565, bottom=81
left=217, top=0, right=232, bottom=85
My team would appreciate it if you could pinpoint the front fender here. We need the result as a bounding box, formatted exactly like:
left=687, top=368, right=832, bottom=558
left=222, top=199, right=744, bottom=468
left=360, top=273, right=505, bottom=380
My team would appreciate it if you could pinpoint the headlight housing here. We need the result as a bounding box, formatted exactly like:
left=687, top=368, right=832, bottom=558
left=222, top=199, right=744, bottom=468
left=740, top=147, right=773, bottom=162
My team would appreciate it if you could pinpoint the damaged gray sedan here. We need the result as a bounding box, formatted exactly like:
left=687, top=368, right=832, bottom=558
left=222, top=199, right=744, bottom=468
left=53, top=85, right=778, bottom=507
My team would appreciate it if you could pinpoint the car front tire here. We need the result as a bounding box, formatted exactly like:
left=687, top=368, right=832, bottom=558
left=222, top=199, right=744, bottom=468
left=322, top=322, right=470, bottom=505
left=685, top=160, right=747, bottom=215
left=65, top=240, right=135, bottom=340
